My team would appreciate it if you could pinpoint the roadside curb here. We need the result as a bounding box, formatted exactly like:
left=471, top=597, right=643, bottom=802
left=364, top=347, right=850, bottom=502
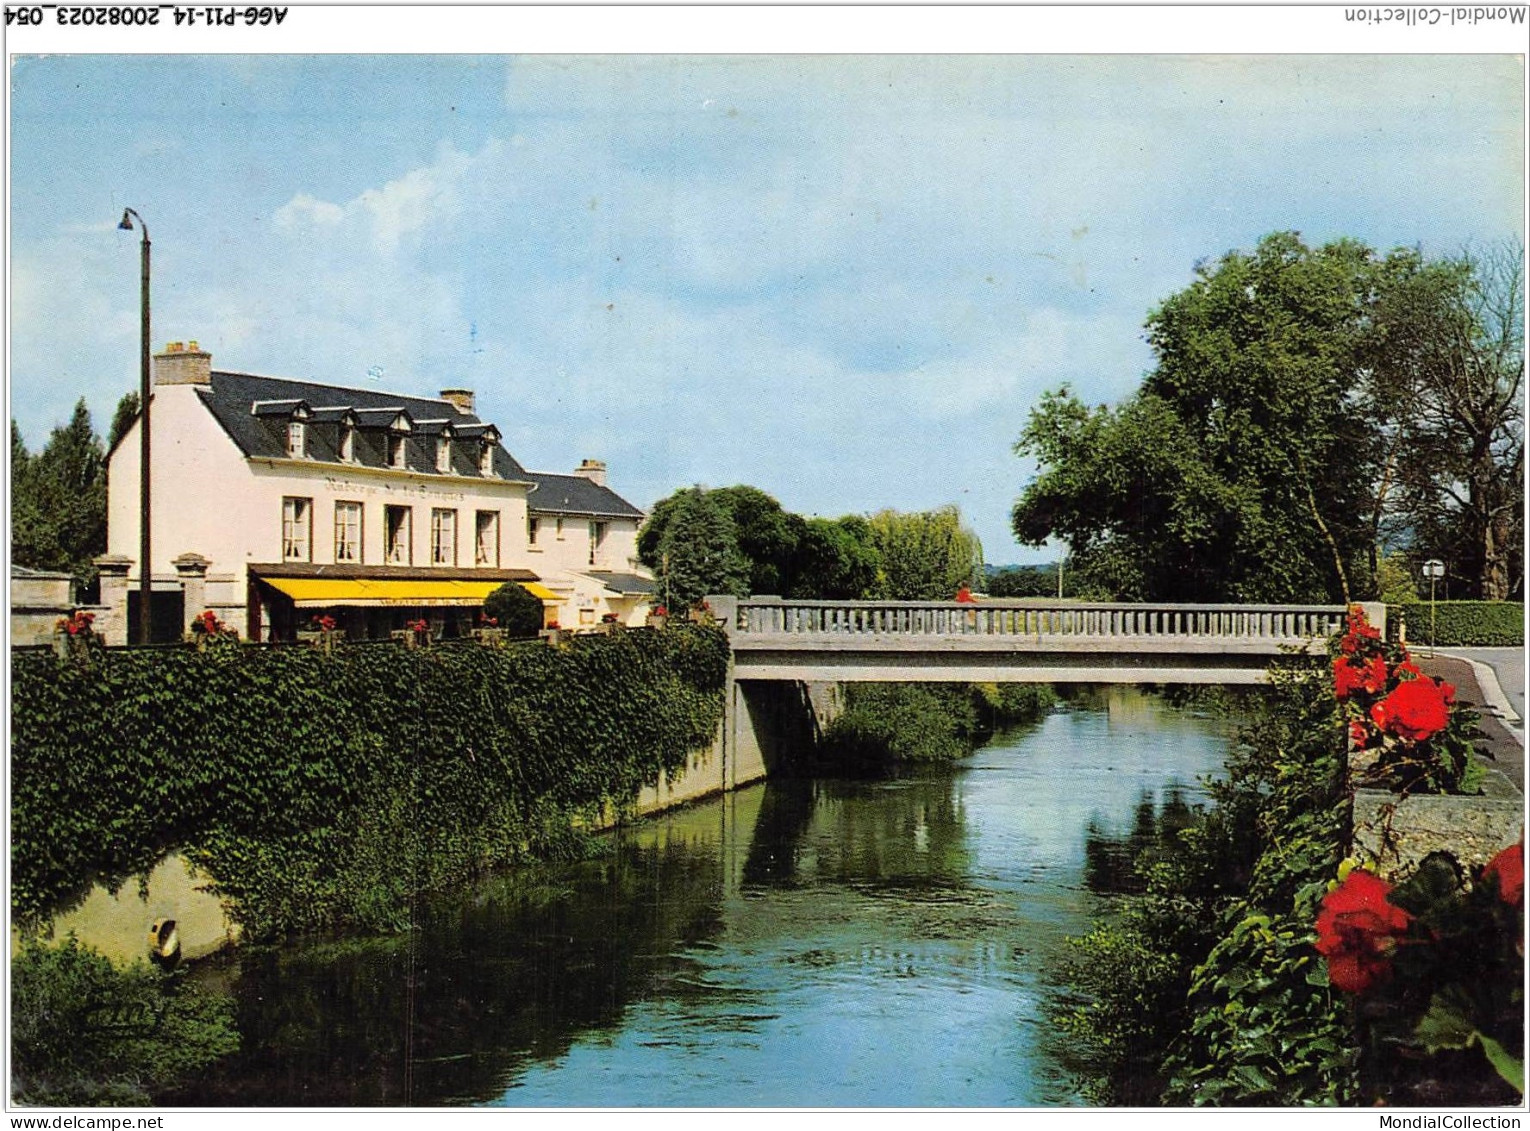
left=1437, top=650, right=1523, bottom=743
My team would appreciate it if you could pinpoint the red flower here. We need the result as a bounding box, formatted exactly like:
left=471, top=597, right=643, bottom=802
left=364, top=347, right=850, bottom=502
left=653, top=606, right=668, bottom=617
left=1315, top=869, right=1413, bottom=994
left=1334, top=655, right=1388, bottom=701
left=1370, top=677, right=1452, bottom=743
left=1484, top=841, right=1524, bottom=907
left=1349, top=720, right=1370, bottom=746
left=1395, top=659, right=1423, bottom=680
left=546, top=620, right=560, bottom=630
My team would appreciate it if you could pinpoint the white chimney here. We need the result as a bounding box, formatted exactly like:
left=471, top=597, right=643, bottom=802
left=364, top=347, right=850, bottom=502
left=573, top=458, right=607, bottom=487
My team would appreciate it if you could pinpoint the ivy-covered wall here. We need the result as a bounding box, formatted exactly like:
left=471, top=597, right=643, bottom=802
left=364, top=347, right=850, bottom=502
left=12, top=626, right=729, bottom=941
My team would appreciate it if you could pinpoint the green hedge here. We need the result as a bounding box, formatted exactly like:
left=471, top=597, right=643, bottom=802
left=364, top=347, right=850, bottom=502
left=1388, top=601, right=1524, bottom=647
left=11, top=626, right=728, bottom=940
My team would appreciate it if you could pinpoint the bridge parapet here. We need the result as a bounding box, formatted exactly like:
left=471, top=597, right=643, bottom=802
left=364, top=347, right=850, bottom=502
left=715, top=597, right=1353, bottom=646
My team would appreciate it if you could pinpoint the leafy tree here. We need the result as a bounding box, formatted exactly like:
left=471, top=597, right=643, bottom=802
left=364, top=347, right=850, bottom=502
left=652, top=487, right=749, bottom=610
left=1377, top=243, right=1524, bottom=600
left=1016, top=233, right=1412, bottom=602
left=788, top=515, right=883, bottom=599
left=483, top=581, right=546, bottom=636
left=866, top=505, right=984, bottom=600
left=710, top=485, right=807, bottom=595
left=11, top=399, right=108, bottom=585
left=108, top=391, right=140, bottom=452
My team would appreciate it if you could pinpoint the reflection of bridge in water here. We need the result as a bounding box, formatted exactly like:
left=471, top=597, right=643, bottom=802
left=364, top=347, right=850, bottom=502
left=707, top=596, right=1378, bottom=685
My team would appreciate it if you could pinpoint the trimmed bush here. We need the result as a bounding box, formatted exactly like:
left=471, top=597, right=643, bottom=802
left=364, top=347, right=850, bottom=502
left=1388, top=601, right=1523, bottom=647
left=11, top=626, right=728, bottom=939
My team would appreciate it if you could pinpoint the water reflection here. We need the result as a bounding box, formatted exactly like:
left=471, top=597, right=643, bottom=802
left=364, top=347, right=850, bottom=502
left=171, top=687, right=1234, bottom=1107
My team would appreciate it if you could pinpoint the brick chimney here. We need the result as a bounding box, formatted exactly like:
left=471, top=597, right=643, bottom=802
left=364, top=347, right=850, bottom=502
left=439, top=388, right=475, bottom=414
left=573, top=458, right=607, bottom=487
left=154, top=341, right=211, bottom=386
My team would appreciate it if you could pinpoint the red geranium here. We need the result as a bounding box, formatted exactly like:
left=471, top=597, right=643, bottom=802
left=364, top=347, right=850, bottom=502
left=1370, top=677, right=1452, bottom=743
left=1315, top=869, right=1413, bottom=994
left=1334, top=654, right=1388, bottom=701
left=1349, top=720, right=1370, bottom=746
left=1484, top=841, right=1524, bottom=907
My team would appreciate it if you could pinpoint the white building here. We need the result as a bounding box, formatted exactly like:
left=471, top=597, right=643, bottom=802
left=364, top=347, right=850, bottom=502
left=102, top=341, right=654, bottom=642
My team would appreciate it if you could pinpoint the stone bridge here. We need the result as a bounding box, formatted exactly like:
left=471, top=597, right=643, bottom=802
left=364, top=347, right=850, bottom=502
left=643, top=596, right=1378, bottom=810
left=706, top=596, right=1372, bottom=685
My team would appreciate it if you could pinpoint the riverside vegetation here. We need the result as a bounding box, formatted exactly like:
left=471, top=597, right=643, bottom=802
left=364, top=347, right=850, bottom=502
left=1057, top=609, right=1522, bottom=1106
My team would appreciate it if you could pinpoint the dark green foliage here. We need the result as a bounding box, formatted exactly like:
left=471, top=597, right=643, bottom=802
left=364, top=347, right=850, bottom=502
left=788, top=515, right=883, bottom=599
left=107, top=391, right=140, bottom=452
left=12, top=399, right=108, bottom=586
left=10, top=935, right=239, bottom=1106
left=646, top=487, right=750, bottom=610
left=1058, top=662, right=1360, bottom=1105
left=710, top=485, right=809, bottom=595
left=11, top=626, right=729, bottom=939
left=1389, top=600, right=1524, bottom=647
left=483, top=581, right=546, bottom=636
left=816, top=681, right=1054, bottom=770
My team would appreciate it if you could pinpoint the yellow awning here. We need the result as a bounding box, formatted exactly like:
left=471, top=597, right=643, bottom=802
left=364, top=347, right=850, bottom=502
left=520, top=581, right=561, bottom=601
left=261, top=577, right=551, bottom=609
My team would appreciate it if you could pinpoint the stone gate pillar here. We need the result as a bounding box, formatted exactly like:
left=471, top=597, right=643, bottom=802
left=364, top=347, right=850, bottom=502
left=93, top=554, right=132, bottom=646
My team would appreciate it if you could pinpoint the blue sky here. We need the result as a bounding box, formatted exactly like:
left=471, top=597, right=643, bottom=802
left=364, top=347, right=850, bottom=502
left=9, top=55, right=1524, bottom=563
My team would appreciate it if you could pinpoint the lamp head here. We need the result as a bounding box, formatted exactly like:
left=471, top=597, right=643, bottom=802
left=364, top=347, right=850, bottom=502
left=118, top=210, right=134, bottom=232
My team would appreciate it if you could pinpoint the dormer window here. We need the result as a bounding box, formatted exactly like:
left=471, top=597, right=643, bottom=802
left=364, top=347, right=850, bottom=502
left=340, top=424, right=356, bottom=463
left=286, top=420, right=307, bottom=459
left=479, top=441, right=495, bottom=477
left=436, top=436, right=452, bottom=473
left=389, top=434, right=407, bottom=469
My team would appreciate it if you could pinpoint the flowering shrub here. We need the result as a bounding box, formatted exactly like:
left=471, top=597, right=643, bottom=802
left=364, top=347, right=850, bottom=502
left=477, top=613, right=498, bottom=628
left=405, top=619, right=429, bottom=635
left=1334, top=606, right=1480, bottom=795
left=188, top=610, right=238, bottom=641
left=1317, top=849, right=1524, bottom=1101
left=309, top=614, right=337, bottom=632
left=546, top=620, right=560, bottom=630
left=1315, top=869, right=1413, bottom=993
left=54, top=610, right=95, bottom=638
left=652, top=605, right=668, bottom=617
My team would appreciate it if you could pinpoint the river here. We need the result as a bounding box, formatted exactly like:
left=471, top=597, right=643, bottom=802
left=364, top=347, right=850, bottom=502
left=172, top=687, right=1237, bottom=1107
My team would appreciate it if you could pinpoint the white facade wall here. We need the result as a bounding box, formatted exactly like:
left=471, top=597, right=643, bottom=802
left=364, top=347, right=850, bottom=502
left=106, top=384, right=535, bottom=634
left=526, top=513, right=642, bottom=576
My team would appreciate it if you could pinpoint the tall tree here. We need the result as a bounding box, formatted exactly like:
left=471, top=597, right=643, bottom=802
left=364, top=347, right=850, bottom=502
left=652, top=487, right=749, bottom=610
left=709, top=485, right=807, bottom=596
left=866, top=505, right=984, bottom=599
left=1015, top=233, right=1405, bottom=603
left=11, top=399, right=108, bottom=584
left=1380, top=243, right=1524, bottom=599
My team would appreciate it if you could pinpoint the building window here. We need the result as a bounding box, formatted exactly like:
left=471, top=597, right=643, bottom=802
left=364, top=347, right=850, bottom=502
left=384, top=505, right=412, bottom=565
left=431, top=509, right=457, bottom=565
left=479, top=441, right=495, bottom=477
left=340, top=425, right=356, bottom=463
left=475, top=511, right=500, bottom=567
left=286, top=420, right=307, bottom=459
left=436, top=436, right=452, bottom=473
left=588, top=521, right=607, bottom=567
left=527, top=515, right=539, bottom=547
left=282, top=497, right=312, bottom=561
left=335, top=501, right=362, bottom=563
left=555, top=517, right=565, bottom=540
left=389, top=434, right=407, bottom=469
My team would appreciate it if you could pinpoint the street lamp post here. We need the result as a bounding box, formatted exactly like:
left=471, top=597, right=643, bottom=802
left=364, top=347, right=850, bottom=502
left=1422, top=559, right=1445, bottom=658
left=118, top=209, right=151, bottom=645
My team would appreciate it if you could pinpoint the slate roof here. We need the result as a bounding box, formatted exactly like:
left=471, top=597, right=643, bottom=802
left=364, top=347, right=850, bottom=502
left=194, top=371, right=530, bottom=480
left=525, top=471, right=645, bottom=520
left=590, top=571, right=657, bottom=595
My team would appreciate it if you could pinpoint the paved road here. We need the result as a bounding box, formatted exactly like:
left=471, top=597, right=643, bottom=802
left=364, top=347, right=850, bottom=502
left=1436, top=647, right=1524, bottom=728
